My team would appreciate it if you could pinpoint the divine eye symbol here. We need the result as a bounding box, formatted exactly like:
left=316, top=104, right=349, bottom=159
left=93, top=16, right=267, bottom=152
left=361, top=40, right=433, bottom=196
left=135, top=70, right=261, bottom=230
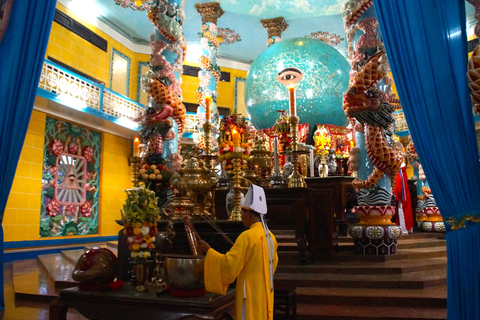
left=276, top=67, right=303, bottom=85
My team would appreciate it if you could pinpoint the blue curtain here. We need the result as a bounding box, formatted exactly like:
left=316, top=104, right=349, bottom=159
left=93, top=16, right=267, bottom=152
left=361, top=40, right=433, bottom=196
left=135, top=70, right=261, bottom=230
left=0, top=0, right=57, bottom=310
left=373, top=1, right=480, bottom=318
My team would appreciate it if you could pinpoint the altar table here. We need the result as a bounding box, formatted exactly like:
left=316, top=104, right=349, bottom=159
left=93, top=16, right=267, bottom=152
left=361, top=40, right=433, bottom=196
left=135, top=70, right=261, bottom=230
left=49, top=286, right=235, bottom=320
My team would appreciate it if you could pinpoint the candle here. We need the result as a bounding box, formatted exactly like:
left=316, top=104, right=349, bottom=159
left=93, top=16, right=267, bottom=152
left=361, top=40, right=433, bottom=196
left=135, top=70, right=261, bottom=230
left=133, top=137, right=140, bottom=157
left=309, top=149, right=314, bottom=177
left=205, top=96, right=212, bottom=122
left=274, top=134, right=279, bottom=175
left=288, top=85, right=296, bottom=117
left=232, top=128, right=241, bottom=151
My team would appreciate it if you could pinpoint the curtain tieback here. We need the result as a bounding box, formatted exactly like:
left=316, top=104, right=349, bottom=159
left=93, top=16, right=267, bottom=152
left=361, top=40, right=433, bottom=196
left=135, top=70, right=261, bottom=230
left=446, top=214, right=480, bottom=231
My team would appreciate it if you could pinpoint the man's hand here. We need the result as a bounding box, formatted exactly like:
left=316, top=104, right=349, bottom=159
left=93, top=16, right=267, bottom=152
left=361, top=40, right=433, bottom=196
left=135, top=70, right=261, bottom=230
left=198, top=240, right=211, bottom=254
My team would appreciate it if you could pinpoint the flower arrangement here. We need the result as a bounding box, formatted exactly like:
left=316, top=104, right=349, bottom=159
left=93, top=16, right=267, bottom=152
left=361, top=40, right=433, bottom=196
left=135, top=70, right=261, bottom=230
left=217, top=113, right=251, bottom=175
left=121, top=187, right=160, bottom=261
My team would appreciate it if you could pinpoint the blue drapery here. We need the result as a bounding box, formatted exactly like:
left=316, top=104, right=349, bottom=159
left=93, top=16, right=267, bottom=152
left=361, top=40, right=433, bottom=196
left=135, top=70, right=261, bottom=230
left=373, top=1, right=480, bottom=318
left=0, top=0, right=56, bottom=310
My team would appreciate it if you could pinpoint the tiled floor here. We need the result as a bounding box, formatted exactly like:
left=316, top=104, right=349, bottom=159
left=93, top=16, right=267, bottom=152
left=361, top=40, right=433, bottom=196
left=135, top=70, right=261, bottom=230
left=1, top=262, right=87, bottom=320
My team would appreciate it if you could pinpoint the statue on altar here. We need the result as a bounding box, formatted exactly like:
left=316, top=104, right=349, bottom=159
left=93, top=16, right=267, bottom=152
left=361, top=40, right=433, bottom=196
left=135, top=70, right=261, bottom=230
left=313, top=124, right=353, bottom=177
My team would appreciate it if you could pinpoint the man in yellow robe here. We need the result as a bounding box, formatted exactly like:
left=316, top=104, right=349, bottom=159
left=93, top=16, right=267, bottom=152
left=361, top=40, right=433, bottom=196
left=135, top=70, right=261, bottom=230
left=198, top=185, right=278, bottom=320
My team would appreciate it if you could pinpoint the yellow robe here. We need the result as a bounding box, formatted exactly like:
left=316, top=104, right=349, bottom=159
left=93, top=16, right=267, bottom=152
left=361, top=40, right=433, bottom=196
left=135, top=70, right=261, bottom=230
left=204, top=222, right=278, bottom=320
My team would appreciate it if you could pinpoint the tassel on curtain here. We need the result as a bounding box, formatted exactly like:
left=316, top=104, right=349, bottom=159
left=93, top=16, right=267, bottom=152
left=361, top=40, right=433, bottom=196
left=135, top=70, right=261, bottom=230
left=0, top=0, right=57, bottom=310
left=373, top=1, right=480, bottom=318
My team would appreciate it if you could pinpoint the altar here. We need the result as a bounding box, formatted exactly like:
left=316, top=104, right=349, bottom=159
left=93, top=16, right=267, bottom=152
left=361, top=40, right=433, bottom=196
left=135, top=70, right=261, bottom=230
left=49, top=286, right=235, bottom=320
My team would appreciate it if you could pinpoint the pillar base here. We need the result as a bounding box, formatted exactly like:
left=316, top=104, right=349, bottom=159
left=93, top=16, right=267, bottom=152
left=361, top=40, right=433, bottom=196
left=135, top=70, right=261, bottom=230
left=350, top=224, right=402, bottom=255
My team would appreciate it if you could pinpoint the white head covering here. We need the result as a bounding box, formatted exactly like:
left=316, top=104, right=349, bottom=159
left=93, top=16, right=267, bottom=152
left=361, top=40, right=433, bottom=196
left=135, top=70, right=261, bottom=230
left=241, top=184, right=267, bottom=214
left=242, top=184, right=274, bottom=293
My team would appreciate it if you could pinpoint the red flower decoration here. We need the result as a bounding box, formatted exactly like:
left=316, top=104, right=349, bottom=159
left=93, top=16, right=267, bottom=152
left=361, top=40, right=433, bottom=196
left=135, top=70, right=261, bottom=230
left=68, top=143, right=78, bottom=155
left=46, top=199, right=60, bottom=217
left=50, top=139, right=64, bottom=157
left=80, top=202, right=92, bottom=217
left=49, top=166, right=57, bottom=175
left=82, top=146, right=94, bottom=162
left=65, top=204, right=77, bottom=216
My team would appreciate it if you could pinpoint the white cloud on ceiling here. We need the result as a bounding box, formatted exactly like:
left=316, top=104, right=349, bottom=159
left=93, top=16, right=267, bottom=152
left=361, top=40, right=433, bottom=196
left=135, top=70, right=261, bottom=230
left=321, top=0, right=345, bottom=15
left=249, top=0, right=281, bottom=16
left=288, top=0, right=315, bottom=14
left=249, top=0, right=343, bottom=16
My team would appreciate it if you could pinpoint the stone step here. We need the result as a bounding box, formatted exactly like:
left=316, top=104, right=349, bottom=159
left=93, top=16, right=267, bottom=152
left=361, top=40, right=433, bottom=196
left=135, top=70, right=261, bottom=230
left=12, top=259, right=59, bottom=302
left=276, top=257, right=447, bottom=275
left=37, top=253, right=78, bottom=289
left=290, top=303, right=447, bottom=320
left=295, top=286, right=447, bottom=308
left=275, top=234, right=296, bottom=243
left=61, top=248, right=85, bottom=265
left=397, top=239, right=447, bottom=250
left=274, top=269, right=446, bottom=290
left=107, top=241, right=118, bottom=250
left=333, top=246, right=447, bottom=263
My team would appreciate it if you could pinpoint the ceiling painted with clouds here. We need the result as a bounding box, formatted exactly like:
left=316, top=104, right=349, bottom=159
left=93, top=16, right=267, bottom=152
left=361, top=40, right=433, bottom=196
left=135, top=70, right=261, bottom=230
left=62, top=0, right=477, bottom=65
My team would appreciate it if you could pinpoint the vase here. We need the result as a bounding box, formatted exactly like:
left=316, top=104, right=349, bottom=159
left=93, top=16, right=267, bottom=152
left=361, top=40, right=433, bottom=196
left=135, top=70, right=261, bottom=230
left=131, top=261, right=151, bottom=292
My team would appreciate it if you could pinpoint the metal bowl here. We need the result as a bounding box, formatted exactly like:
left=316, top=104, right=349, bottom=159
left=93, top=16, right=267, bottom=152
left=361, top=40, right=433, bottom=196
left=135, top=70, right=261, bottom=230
left=164, top=255, right=205, bottom=291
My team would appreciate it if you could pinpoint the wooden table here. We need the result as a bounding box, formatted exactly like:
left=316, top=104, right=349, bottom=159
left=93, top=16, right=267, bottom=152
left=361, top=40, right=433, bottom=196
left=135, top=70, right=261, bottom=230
left=49, top=286, right=235, bottom=320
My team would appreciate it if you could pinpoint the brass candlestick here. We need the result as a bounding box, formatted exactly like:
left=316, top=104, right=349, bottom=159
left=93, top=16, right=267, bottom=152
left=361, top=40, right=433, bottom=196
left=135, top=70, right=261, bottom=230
left=288, top=116, right=306, bottom=188
left=229, top=152, right=244, bottom=221
left=130, top=156, right=141, bottom=187
left=199, top=121, right=218, bottom=218
left=319, top=149, right=328, bottom=177
left=202, top=122, right=217, bottom=170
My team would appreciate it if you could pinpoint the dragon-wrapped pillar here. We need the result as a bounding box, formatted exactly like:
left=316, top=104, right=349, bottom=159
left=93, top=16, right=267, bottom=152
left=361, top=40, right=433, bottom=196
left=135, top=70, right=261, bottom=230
left=342, top=1, right=403, bottom=255
left=193, top=2, right=224, bottom=152
left=405, top=140, right=444, bottom=232
left=136, top=0, right=187, bottom=205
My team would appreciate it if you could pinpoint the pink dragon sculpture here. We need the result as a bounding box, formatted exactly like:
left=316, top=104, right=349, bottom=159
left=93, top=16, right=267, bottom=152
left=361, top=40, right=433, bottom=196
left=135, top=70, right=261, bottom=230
left=341, top=7, right=403, bottom=192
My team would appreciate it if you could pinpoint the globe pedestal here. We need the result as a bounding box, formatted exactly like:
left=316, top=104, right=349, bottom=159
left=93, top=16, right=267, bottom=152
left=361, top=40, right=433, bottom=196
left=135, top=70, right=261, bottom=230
left=349, top=206, right=402, bottom=255
left=420, top=207, right=445, bottom=232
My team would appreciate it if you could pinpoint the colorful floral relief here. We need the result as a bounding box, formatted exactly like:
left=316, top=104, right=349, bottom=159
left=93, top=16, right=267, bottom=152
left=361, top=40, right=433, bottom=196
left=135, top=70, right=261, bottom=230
left=307, top=31, right=344, bottom=46
left=217, top=28, right=242, bottom=45
left=40, top=117, right=101, bottom=237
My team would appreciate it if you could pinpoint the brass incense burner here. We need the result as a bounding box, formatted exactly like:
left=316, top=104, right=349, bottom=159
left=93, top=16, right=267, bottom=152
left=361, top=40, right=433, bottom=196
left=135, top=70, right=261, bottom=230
left=181, top=157, right=212, bottom=217
left=249, top=135, right=273, bottom=188
left=168, top=156, right=213, bottom=219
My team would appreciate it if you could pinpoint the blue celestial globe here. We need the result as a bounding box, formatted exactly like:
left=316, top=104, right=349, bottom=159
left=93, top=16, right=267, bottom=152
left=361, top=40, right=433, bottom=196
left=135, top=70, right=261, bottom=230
left=245, top=37, right=350, bottom=137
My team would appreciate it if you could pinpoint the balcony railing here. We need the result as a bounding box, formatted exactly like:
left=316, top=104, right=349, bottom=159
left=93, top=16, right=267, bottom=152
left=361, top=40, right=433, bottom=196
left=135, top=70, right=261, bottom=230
left=36, top=59, right=230, bottom=137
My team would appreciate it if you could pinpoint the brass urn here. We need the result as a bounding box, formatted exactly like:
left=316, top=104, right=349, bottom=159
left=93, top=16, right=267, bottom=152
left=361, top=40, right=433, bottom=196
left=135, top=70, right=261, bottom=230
left=168, top=172, right=195, bottom=219
left=249, top=135, right=273, bottom=187
left=179, top=157, right=213, bottom=217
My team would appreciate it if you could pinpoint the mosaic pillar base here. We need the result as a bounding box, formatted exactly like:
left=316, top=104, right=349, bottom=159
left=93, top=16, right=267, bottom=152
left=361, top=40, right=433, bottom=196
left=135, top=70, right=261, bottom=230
left=349, top=206, right=402, bottom=255
left=420, top=207, right=445, bottom=232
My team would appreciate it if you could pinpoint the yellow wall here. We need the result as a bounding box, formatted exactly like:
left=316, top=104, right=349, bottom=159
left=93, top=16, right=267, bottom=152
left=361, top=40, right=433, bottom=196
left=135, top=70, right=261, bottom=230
left=3, top=110, right=130, bottom=242
left=46, top=3, right=150, bottom=101
left=181, top=61, right=247, bottom=110
left=3, top=111, right=46, bottom=241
